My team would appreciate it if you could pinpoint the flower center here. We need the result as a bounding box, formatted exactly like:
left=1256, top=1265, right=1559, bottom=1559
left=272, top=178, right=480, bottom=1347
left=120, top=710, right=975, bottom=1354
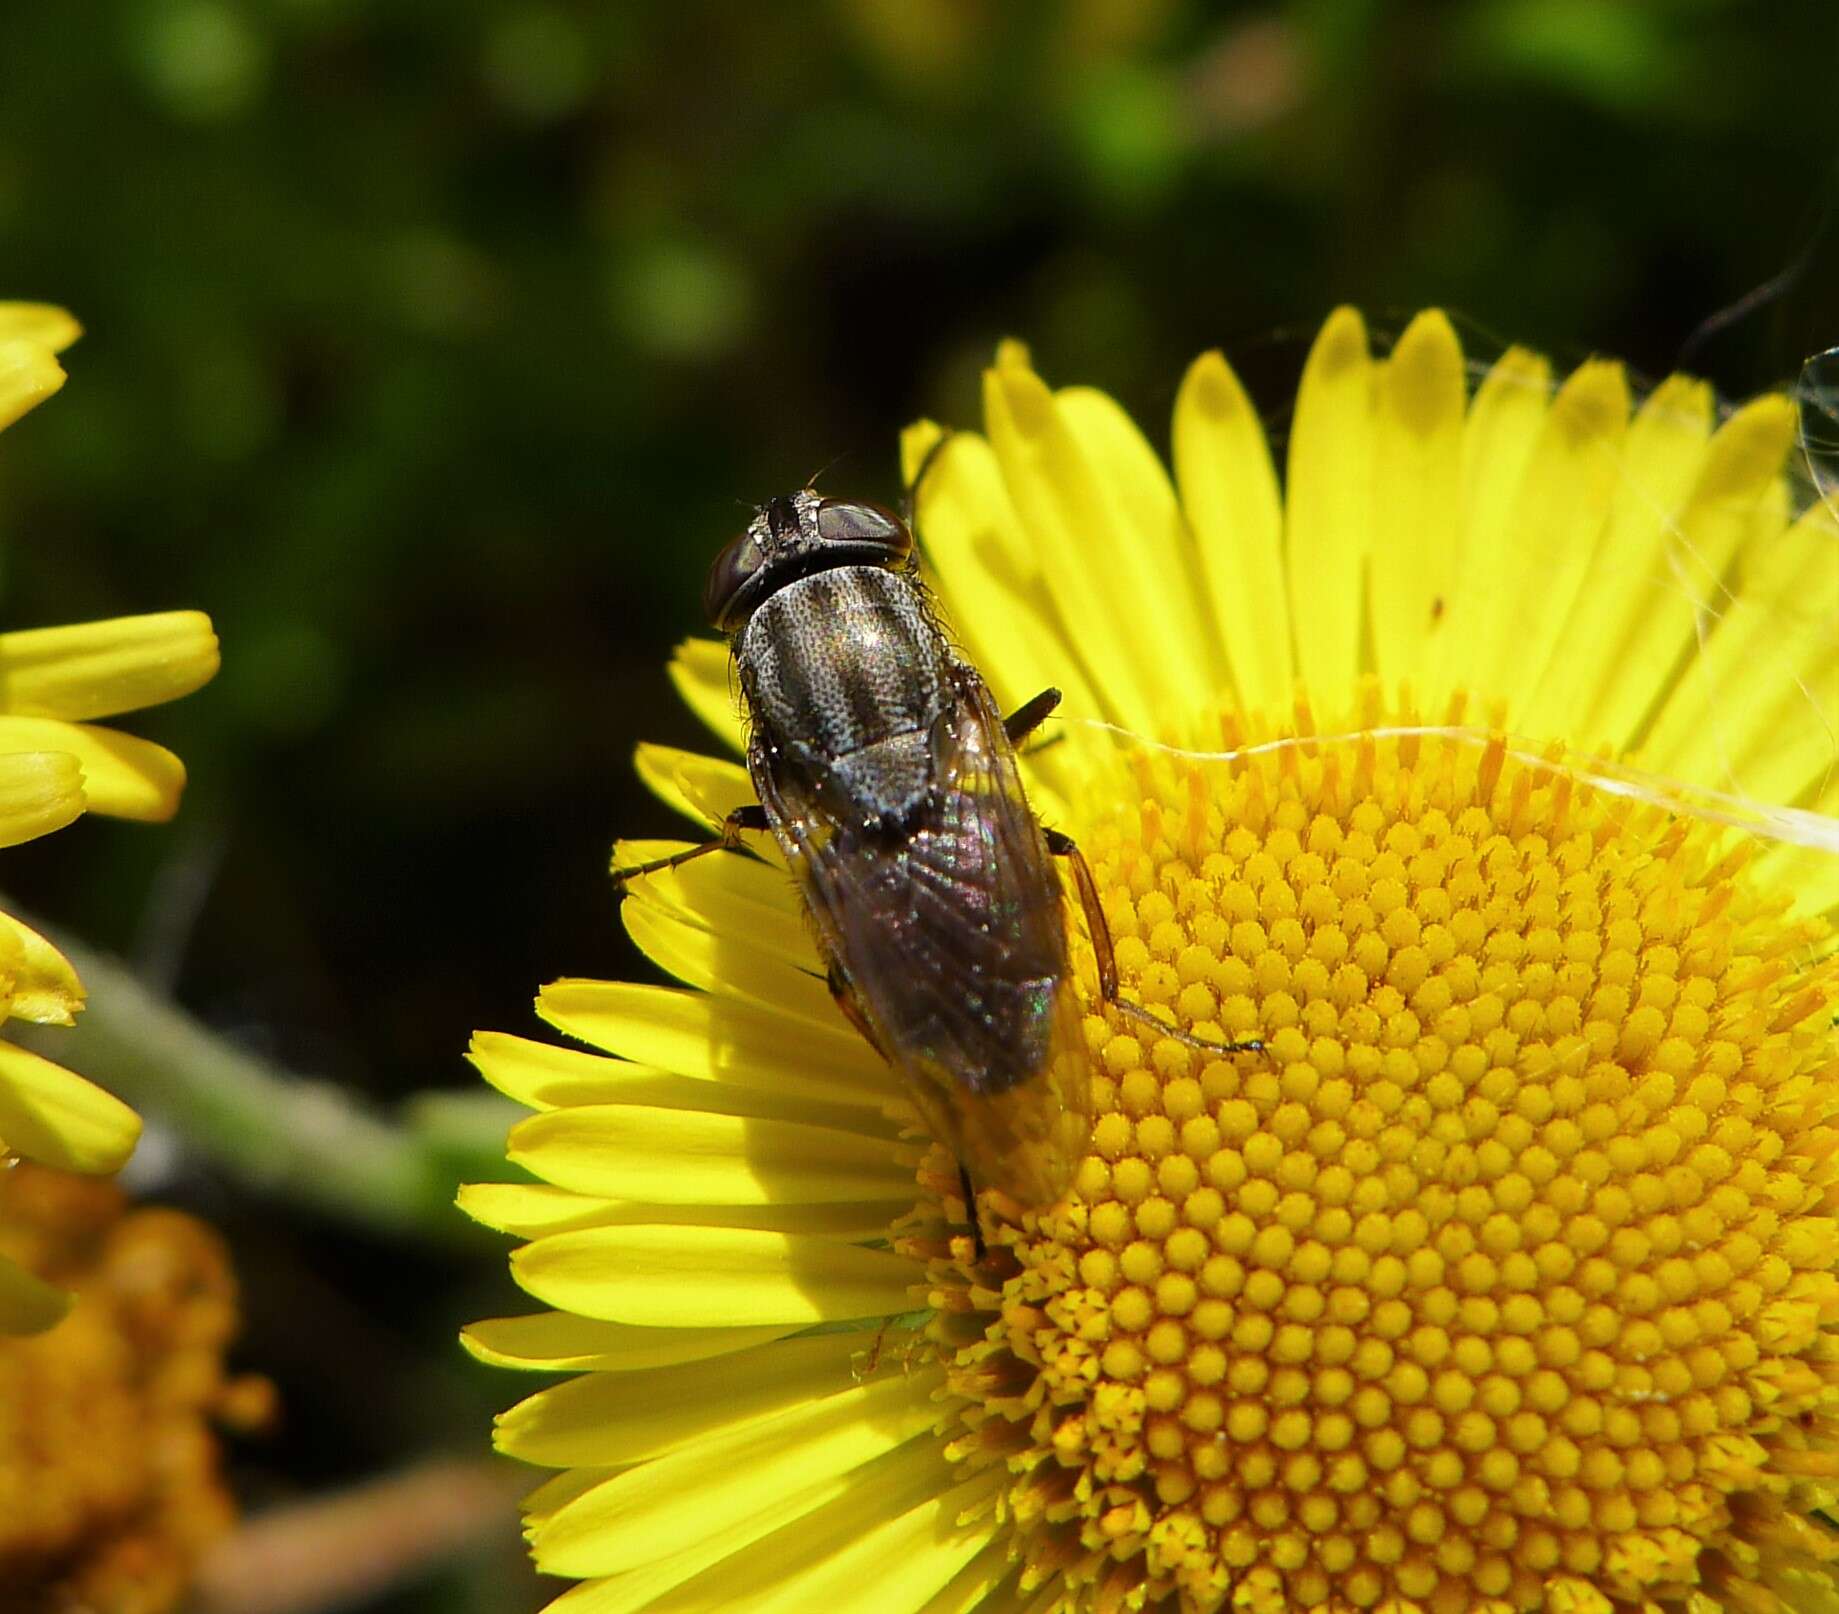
left=899, top=712, right=1839, bottom=1614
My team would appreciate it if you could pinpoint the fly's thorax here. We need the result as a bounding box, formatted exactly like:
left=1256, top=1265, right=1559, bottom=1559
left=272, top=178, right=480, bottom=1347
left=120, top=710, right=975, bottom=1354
left=735, top=565, right=955, bottom=822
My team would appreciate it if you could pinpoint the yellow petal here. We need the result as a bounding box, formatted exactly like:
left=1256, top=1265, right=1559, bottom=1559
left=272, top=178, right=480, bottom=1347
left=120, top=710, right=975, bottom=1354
left=0, top=750, right=85, bottom=848
left=461, top=1311, right=789, bottom=1373
left=981, top=349, right=1165, bottom=731
left=460, top=1182, right=903, bottom=1240
left=1641, top=499, right=1838, bottom=803
left=900, top=425, right=1104, bottom=737
left=539, top=1442, right=951, bottom=1614
left=1285, top=306, right=1374, bottom=702
left=0, top=303, right=81, bottom=353
left=0, top=610, right=219, bottom=721
left=630, top=743, right=765, bottom=848
left=729, top=1477, right=993, bottom=1614
left=1519, top=375, right=1714, bottom=741
left=458, top=1182, right=637, bottom=1237
left=0, top=1038, right=140, bottom=1173
left=666, top=638, right=744, bottom=754
left=645, top=1446, right=969, bottom=1614
left=1579, top=394, right=1798, bottom=750
left=1055, top=384, right=1219, bottom=700
left=469, top=1030, right=898, bottom=1136
left=1369, top=311, right=1466, bottom=697
left=1444, top=359, right=1630, bottom=720
left=510, top=1223, right=919, bottom=1328
left=0, top=339, right=65, bottom=431
left=0, top=910, right=85, bottom=1025
left=507, top=1103, right=909, bottom=1204
left=1172, top=348, right=1291, bottom=715
left=1428, top=345, right=1552, bottom=701
left=535, top=980, right=892, bottom=1110
left=495, top=1331, right=868, bottom=1467
left=530, top=1368, right=940, bottom=1576
left=621, top=899, right=841, bottom=1026
left=616, top=839, right=814, bottom=974
left=0, top=1254, right=71, bottom=1334
left=0, top=717, right=186, bottom=821
left=469, top=1030, right=665, bottom=1110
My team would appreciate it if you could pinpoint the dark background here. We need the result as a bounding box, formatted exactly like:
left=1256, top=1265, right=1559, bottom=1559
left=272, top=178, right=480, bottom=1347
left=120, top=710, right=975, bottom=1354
left=2, top=3, right=1836, bottom=1609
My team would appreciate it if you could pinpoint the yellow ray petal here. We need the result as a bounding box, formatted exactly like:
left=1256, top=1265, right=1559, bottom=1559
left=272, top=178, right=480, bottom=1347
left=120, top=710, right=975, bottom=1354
left=458, top=1183, right=635, bottom=1238
left=1285, top=306, right=1374, bottom=702
left=630, top=743, right=763, bottom=839
left=509, top=1223, right=919, bottom=1329
left=1369, top=311, right=1466, bottom=698
left=0, top=610, right=219, bottom=722
left=621, top=900, right=850, bottom=1029
left=616, top=842, right=814, bottom=973
left=461, top=1311, right=790, bottom=1374
left=469, top=1031, right=663, bottom=1110
left=1579, top=394, right=1799, bottom=751
left=1056, top=385, right=1218, bottom=693
left=460, top=1182, right=905, bottom=1241
left=0, top=750, right=85, bottom=848
left=0, top=303, right=81, bottom=353
left=0, top=1038, right=140, bottom=1173
left=1641, top=500, right=1838, bottom=803
left=0, top=338, right=64, bottom=431
left=1519, top=375, right=1713, bottom=741
left=0, top=910, right=85, bottom=1025
left=496, top=1331, right=869, bottom=1467
left=1172, top=348, right=1291, bottom=715
left=1446, top=359, right=1630, bottom=721
left=508, top=1103, right=910, bottom=1204
left=900, top=424, right=1103, bottom=743
left=0, top=717, right=186, bottom=821
left=666, top=638, right=744, bottom=754
left=469, top=1031, right=899, bottom=1138
left=919, top=1542, right=1017, bottom=1614
left=732, top=1478, right=994, bottom=1614
left=1429, top=346, right=1552, bottom=700
left=982, top=348, right=1170, bottom=731
left=650, top=1448, right=973, bottom=1614
left=535, top=979, right=892, bottom=1109
left=530, top=1369, right=940, bottom=1576
left=0, top=1253, right=70, bottom=1334
left=541, top=1442, right=951, bottom=1614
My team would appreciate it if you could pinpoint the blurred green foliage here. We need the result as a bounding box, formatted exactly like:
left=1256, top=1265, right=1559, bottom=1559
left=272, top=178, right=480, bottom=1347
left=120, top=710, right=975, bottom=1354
left=1, top=1, right=1836, bottom=1608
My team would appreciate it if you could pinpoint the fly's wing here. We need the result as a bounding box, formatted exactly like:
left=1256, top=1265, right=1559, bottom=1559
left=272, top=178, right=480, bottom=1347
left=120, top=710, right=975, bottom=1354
left=757, top=673, right=1092, bottom=1209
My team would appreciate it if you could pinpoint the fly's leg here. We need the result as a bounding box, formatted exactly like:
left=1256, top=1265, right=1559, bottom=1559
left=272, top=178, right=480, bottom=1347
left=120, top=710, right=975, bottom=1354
left=826, top=961, right=989, bottom=1260
left=610, top=803, right=770, bottom=884
left=1004, top=686, right=1067, bottom=758
left=958, top=1161, right=989, bottom=1262
left=1044, top=826, right=1268, bottom=1059
left=1003, top=687, right=1062, bottom=745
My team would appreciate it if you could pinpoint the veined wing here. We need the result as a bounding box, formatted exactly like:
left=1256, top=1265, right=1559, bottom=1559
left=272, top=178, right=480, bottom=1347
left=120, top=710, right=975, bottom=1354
left=756, top=669, right=1092, bottom=1208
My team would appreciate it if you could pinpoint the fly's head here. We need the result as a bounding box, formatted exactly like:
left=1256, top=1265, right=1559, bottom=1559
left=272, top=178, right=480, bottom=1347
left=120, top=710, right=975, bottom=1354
left=703, top=489, right=913, bottom=635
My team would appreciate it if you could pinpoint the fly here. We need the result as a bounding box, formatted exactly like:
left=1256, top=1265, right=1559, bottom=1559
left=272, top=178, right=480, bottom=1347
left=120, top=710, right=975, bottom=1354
left=616, top=485, right=1262, bottom=1239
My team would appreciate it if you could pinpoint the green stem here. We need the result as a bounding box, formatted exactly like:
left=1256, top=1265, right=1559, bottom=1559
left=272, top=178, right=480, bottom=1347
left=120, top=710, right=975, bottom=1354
left=10, top=922, right=518, bottom=1242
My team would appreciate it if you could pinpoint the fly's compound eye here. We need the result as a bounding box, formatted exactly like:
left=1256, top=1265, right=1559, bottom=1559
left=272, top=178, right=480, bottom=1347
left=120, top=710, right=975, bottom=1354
left=816, top=499, right=912, bottom=563
left=703, top=532, right=765, bottom=631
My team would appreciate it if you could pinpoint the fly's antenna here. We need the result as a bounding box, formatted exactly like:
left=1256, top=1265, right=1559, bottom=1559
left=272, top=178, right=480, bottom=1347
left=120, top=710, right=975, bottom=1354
left=806, top=451, right=851, bottom=491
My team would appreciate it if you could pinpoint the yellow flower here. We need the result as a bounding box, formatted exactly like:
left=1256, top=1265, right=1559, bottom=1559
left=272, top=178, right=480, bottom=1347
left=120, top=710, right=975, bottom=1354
left=466, top=309, right=1839, bottom=1614
left=0, top=302, right=221, bottom=1332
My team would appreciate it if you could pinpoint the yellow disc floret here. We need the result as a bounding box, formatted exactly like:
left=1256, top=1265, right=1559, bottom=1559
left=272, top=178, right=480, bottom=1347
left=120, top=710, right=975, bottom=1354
left=902, top=711, right=1839, bottom=1614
